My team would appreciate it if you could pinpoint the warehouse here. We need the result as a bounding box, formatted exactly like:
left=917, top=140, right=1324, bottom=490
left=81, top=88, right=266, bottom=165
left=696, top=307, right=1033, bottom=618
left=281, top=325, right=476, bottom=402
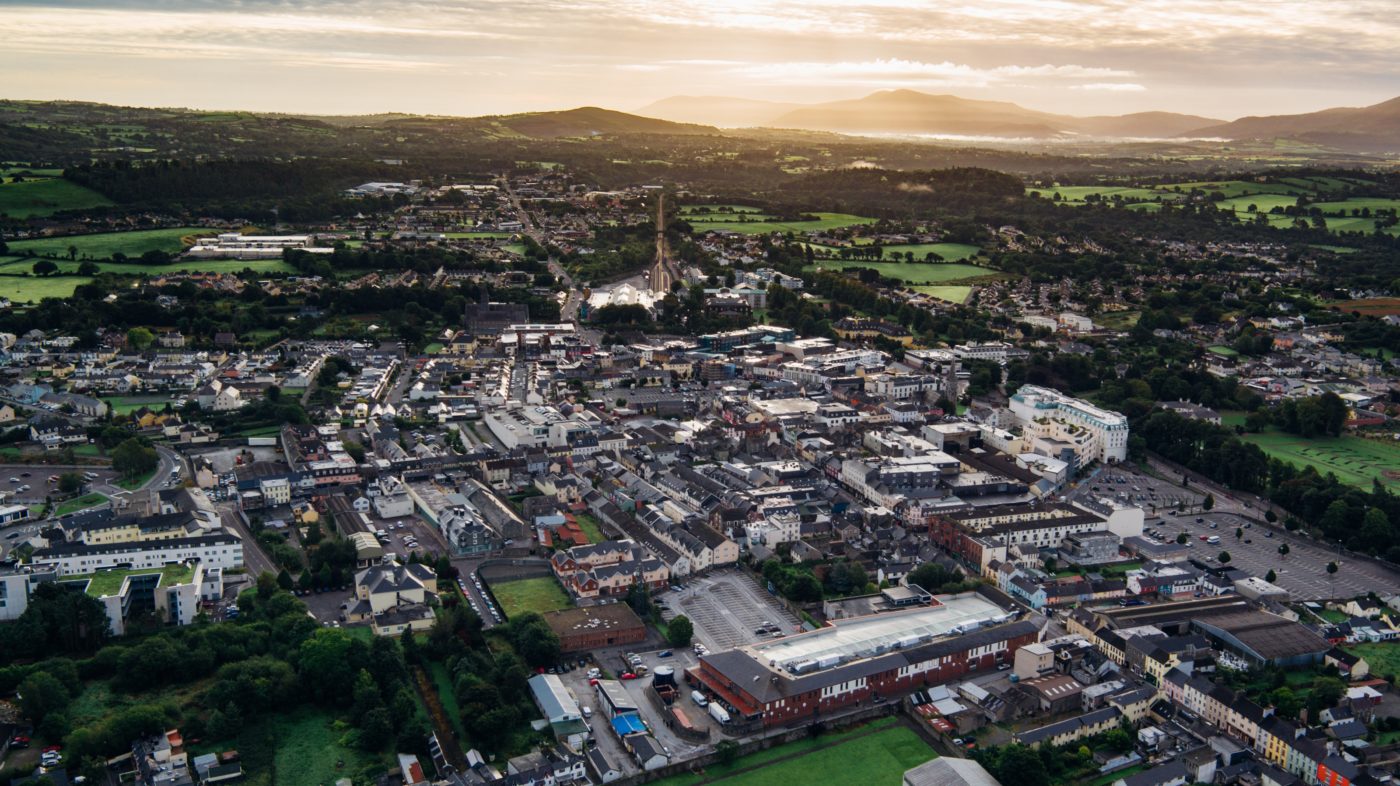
left=544, top=604, right=647, bottom=653
left=688, top=591, right=1036, bottom=728
left=1190, top=610, right=1330, bottom=667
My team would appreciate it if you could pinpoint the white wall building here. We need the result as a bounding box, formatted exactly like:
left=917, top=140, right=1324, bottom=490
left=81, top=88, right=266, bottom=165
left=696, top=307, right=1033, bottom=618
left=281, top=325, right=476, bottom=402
left=1009, top=385, right=1129, bottom=463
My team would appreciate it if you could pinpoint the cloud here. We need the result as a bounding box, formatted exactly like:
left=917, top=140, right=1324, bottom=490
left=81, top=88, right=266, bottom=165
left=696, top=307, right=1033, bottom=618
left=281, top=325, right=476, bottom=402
left=734, top=58, right=1135, bottom=89
left=1071, top=83, right=1147, bottom=92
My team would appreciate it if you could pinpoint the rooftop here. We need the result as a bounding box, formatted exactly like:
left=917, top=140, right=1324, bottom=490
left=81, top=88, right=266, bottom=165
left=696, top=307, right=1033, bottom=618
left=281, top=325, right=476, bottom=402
left=63, top=562, right=196, bottom=597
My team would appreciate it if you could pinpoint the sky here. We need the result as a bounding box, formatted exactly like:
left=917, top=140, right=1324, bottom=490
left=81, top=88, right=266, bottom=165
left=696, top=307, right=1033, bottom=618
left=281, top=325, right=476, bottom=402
left=3, top=0, right=1400, bottom=120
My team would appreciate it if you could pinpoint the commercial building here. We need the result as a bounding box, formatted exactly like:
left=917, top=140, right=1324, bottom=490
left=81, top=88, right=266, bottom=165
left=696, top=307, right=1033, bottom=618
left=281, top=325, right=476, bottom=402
left=688, top=591, right=1035, bottom=728
left=29, top=533, right=245, bottom=574
left=1009, top=385, right=1129, bottom=463
left=544, top=604, right=647, bottom=653
left=59, top=561, right=205, bottom=636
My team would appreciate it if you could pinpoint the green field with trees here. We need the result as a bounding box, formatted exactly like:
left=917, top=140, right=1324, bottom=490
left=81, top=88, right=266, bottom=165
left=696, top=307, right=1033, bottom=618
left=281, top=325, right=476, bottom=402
left=5, top=227, right=208, bottom=259
left=806, top=261, right=994, bottom=284
left=488, top=577, right=572, bottom=617
left=0, top=177, right=113, bottom=218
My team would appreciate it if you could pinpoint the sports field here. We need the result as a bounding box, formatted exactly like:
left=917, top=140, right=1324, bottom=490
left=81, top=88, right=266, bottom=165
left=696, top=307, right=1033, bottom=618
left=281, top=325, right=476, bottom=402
left=807, top=261, right=995, bottom=284
left=0, top=177, right=112, bottom=218
left=6, top=227, right=208, bottom=258
left=912, top=285, right=973, bottom=304
left=488, top=576, right=572, bottom=618
left=1239, top=431, right=1400, bottom=489
left=693, top=212, right=875, bottom=235
left=652, top=718, right=934, bottom=786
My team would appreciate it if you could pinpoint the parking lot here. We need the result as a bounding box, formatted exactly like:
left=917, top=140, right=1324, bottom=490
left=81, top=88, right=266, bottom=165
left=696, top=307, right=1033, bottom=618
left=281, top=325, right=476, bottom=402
left=1147, top=510, right=1400, bottom=600
left=0, top=464, right=121, bottom=505
left=668, top=569, right=803, bottom=653
left=1074, top=466, right=1205, bottom=516
left=369, top=514, right=452, bottom=562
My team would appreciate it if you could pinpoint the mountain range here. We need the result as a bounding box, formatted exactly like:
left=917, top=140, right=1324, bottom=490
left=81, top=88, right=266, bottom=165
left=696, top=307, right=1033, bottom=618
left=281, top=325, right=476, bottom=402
left=635, top=90, right=1400, bottom=150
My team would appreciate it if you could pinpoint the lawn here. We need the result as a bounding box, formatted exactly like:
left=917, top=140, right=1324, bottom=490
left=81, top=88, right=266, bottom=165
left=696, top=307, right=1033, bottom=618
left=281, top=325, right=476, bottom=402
left=1346, top=643, right=1400, bottom=680
left=809, top=242, right=981, bottom=262
left=489, top=576, right=572, bottom=617
left=575, top=513, right=606, bottom=543
left=421, top=342, right=445, bottom=355
left=5, top=227, right=208, bottom=259
left=1, top=274, right=94, bottom=302
left=1206, top=345, right=1239, bottom=357
left=693, top=212, right=874, bottom=235
left=807, top=261, right=997, bottom=285
left=427, top=660, right=469, bottom=741
left=651, top=718, right=933, bottom=786
left=115, top=469, right=156, bottom=491
left=188, top=705, right=389, bottom=786
left=0, top=177, right=113, bottom=218
left=38, top=258, right=297, bottom=276
left=64, top=563, right=195, bottom=597
left=102, top=396, right=177, bottom=414
left=911, top=285, right=973, bottom=304
left=1238, top=430, right=1400, bottom=489
left=55, top=492, right=109, bottom=516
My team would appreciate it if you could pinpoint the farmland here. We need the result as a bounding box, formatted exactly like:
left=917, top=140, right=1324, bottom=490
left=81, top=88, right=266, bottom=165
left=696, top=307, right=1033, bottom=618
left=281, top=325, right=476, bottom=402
left=807, top=261, right=997, bottom=285
left=1333, top=298, right=1400, bottom=317
left=690, top=212, right=874, bottom=235
left=1237, top=430, right=1400, bottom=489
left=912, top=285, right=973, bottom=304
left=651, top=717, right=934, bottom=786
left=5, top=227, right=208, bottom=258
left=1, top=274, right=94, bottom=302
left=808, top=242, right=982, bottom=262
left=3, top=258, right=298, bottom=276
left=487, top=576, right=572, bottom=618
left=0, top=177, right=112, bottom=218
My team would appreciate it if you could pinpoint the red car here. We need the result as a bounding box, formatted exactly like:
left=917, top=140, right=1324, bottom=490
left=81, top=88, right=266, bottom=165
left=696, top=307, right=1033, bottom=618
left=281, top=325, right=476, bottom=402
left=620, top=672, right=637, bottom=680
left=588, top=678, right=599, bottom=686
left=42, top=745, right=62, bottom=754
left=1199, top=535, right=1209, bottom=541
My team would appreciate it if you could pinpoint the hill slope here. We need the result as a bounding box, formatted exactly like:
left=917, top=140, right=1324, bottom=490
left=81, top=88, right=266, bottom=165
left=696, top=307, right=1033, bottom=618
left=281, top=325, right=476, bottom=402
left=644, top=90, right=1220, bottom=139
left=1188, top=96, right=1400, bottom=151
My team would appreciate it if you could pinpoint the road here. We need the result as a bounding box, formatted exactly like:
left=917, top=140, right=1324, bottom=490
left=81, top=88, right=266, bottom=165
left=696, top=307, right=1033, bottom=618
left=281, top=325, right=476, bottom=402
left=218, top=502, right=277, bottom=578
left=502, top=178, right=580, bottom=323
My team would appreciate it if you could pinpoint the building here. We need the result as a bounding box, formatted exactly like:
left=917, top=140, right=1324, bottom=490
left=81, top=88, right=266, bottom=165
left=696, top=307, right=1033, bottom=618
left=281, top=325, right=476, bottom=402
left=544, top=605, right=648, bottom=653
left=528, top=673, right=589, bottom=746
left=904, top=758, right=1003, bottom=786
left=187, top=233, right=330, bottom=260
left=347, top=563, right=438, bottom=635
left=29, top=533, right=244, bottom=574
left=58, top=561, right=205, bottom=636
left=1009, top=385, right=1129, bottom=463
left=688, top=592, right=1034, bottom=729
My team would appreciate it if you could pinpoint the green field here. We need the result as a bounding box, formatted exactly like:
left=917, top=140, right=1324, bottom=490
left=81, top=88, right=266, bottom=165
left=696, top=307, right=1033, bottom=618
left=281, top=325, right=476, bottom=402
left=911, top=285, right=973, bottom=304
left=489, top=576, right=572, bottom=617
left=575, top=513, right=605, bottom=543
left=1, top=275, right=94, bottom=302
left=1206, top=345, right=1239, bottom=357
left=680, top=204, right=768, bottom=215
left=1025, top=185, right=1168, bottom=203
left=652, top=718, right=934, bottom=786
left=693, top=212, right=874, bottom=235
left=1216, top=194, right=1301, bottom=215
left=0, top=178, right=113, bottom=218
left=55, top=492, right=110, bottom=516
left=809, top=242, right=981, bottom=262
left=102, top=396, right=178, bottom=415
left=807, top=261, right=996, bottom=284
left=1239, top=431, right=1400, bottom=489
left=444, top=231, right=515, bottom=239
left=1346, top=643, right=1400, bottom=680
left=5, top=227, right=208, bottom=259
left=1, top=257, right=297, bottom=276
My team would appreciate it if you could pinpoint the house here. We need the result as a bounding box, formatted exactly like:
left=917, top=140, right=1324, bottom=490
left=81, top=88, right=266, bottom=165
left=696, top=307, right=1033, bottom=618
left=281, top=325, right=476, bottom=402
left=624, top=734, right=668, bottom=770
left=1114, top=762, right=1188, bottom=786
left=586, top=747, right=622, bottom=783
left=347, top=563, right=438, bottom=634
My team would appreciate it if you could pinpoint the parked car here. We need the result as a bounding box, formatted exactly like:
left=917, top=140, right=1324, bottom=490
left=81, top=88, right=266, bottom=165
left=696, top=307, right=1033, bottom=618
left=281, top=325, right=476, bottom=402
left=620, top=672, right=637, bottom=680
left=657, top=650, right=672, bottom=658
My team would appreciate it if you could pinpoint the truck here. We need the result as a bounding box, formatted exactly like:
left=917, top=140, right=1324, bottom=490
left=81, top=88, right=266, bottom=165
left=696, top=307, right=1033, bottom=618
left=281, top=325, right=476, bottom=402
left=708, top=703, right=730, bottom=724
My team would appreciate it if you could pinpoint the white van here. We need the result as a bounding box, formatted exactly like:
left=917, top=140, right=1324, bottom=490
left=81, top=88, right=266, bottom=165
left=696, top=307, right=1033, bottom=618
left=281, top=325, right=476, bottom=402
left=691, top=690, right=709, bottom=707
left=1207, top=535, right=1221, bottom=545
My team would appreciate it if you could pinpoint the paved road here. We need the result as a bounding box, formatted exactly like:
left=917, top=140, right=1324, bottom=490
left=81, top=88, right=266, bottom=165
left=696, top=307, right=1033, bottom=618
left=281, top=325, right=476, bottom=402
left=218, top=502, right=277, bottom=578
left=503, top=179, right=579, bottom=322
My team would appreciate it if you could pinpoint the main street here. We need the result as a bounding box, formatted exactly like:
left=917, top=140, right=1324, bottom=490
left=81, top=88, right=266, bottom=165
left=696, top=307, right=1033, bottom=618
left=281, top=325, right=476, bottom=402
left=502, top=178, right=580, bottom=323
left=218, top=502, right=277, bottom=578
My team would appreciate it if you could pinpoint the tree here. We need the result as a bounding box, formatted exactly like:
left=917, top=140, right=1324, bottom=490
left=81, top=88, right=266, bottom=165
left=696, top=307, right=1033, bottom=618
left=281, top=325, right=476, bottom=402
left=1202, top=493, right=1215, bottom=512
left=77, top=260, right=100, bottom=276
left=1176, top=533, right=1188, bottom=545
left=276, top=570, right=294, bottom=591
left=32, top=259, right=58, bottom=276
left=1327, top=561, right=1339, bottom=591
left=1308, top=676, right=1346, bottom=718
left=18, top=671, right=72, bottom=726
left=1265, top=510, right=1278, bottom=523
left=1218, top=551, right=1232, bottom=564
left=715, top=739, right=739, bottom=766
left=58, top=472, right=84, bottom=494
left=1269, top=686, right=1302, bottom=718
left=1278, top=543, right=1290, bottom=560
left=666, top=615, right=694, bottom=647
left=111, top=437, right=158, bottom=480
left=126, top=327, right=155, bottom=350
left=1236, top=527, right=1244, bottom=540
left=995, top=744, right=1049, bottom=786
left=1265, top=569, right=1277, bottom=583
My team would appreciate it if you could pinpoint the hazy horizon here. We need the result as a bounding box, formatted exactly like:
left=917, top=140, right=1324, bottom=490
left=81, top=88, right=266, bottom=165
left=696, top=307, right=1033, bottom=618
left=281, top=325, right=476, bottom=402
left=4, top=0, right=1400, bottom=120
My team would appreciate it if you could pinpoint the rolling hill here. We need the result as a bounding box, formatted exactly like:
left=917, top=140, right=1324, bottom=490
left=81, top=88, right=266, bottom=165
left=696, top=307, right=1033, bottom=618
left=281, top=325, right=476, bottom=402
left=639, top=90, right=1221, bottom=139
left=1186, top=96, right=1400, bottom=152
left=482, top=106, right=718, bottom=138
